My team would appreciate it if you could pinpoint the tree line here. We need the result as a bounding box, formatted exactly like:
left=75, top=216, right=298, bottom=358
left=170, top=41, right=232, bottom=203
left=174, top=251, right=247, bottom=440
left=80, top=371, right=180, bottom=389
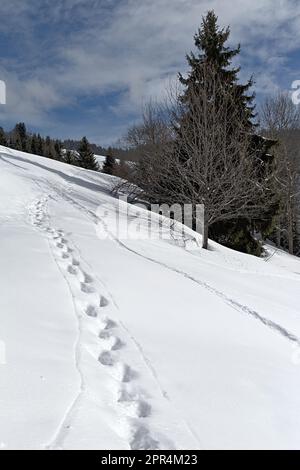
left=0, top=122, right=130, bottom=177
left=0, top=123, right=63, bottom=160
left=62, top=139, right=137, bottom=162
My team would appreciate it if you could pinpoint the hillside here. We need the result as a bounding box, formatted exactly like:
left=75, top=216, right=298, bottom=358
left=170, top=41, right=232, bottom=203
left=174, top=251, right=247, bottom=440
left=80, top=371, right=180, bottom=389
left=0, top=145, right=299, bottom=450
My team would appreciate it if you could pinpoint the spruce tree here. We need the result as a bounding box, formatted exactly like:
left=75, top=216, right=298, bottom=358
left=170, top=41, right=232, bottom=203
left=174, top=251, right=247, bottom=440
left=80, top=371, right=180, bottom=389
left=180, top=11, right=255, bottom=126
left=13, top=131, right=22, bottom=151
left=26, top=136, right=32, bottom=153
left=54, top=139, right=63, bottom=160
left=102, top=147, right=116, bottom=175
left=44, top=136, right=53, bottom=159
left=77, top=136, right=99, bottom=171
left=14, top=123, right=27, bottom=151
left=31, top=134, right=37, bottom=154
left=0, top=127, right=7, bottom=146
left=64, top=150, right=74, bottom=165
left=37, top=134, right=44, bottom=155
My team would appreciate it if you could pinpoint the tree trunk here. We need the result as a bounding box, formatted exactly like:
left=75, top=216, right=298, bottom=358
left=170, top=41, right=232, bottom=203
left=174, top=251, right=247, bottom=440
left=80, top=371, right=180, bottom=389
left=287, top=202, right=294, bottom=255
left=202, top=212, right=209, bottom=249
left=276, top=216, right=281, bottom=248
left=288, top=215, right=294, bottom=254
left=276, top=228, right=281, bottom=248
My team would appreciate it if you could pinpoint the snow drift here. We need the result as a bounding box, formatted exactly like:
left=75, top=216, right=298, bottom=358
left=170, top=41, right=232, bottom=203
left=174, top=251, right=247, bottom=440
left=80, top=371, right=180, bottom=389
left=0, top=145, right=299, bottom=450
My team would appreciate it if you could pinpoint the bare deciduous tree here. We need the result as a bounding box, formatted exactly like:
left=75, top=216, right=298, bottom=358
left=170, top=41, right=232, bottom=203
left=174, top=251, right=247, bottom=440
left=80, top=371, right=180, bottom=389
left=119, top=64, right=276, bottom=250
left=261, top=92, right=300, bottom=132
left=260, top=92, right=300, bottom=254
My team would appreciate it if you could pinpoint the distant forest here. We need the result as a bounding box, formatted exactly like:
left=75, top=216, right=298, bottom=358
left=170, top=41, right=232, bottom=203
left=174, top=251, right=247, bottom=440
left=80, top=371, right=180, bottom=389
left=62, top=139, right=139, bottom=162
left=0, top=123, right=139, bottom=163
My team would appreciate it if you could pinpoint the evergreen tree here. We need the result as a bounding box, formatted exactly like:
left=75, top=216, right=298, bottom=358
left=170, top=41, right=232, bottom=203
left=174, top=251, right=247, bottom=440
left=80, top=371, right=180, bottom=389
left=31, top=134, right=38, bottom=154
left=14, top=122, right=27, bottom=151
left=102, top=147, right=116, bottom=175
left=64, top=150, right=75, bottom=165
left=8, top=136, right=14, bottom=148
left=44, top=136, right=58, bottom=159
left=54, top=139, right=63, bottom=160
left=26, top=136, right=32, bottom=153
left=12, top=131, right=22, bottom=151
left=36, top=134, right=44, bottom=155
left=0, top=127, right=7, bottom=146
left=180, top=11, right=255, bottom=125
left=77, top=136, right=99, bottom=171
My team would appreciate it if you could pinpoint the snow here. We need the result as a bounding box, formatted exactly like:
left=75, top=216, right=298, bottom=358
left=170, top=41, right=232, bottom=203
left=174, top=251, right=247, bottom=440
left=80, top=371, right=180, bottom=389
left=0, top=145, right=299, bottom=450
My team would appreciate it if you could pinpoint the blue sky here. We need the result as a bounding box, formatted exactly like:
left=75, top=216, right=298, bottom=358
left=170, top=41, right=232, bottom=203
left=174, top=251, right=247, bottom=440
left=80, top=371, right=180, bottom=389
left=0, top=0, right=299, bottom=146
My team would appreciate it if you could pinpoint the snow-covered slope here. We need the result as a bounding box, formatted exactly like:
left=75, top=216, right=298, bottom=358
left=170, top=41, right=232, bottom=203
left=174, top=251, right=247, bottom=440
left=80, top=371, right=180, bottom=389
left=0, top=145, right=299, bottom=450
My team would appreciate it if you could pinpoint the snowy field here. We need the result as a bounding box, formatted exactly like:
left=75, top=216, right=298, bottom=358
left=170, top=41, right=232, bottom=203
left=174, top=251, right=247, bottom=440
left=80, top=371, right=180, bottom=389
left=0, top=145, right=299, bottom=450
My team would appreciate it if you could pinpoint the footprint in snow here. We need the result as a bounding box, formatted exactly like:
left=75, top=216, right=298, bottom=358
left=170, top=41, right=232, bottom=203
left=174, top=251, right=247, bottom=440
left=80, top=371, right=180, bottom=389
left=129, top=425, right=159, bottom=450
left=99, top=332, right=124, bottom=351
left=81, top=282, right=96, bottom=294
left=117, top=389, right=151, bottom=418
left=98, top=329, right=111, bottom=339
left=109, top=336, right=124, bottom=351
left=98, top=352, right=136, bottom=383
left=85, top=296, right=109, bottom=318
left=128, top=400, right=151, bottom=419
left=115, top=363, right=137, bottom=383
left=98, top=350, right=115, bottom=366
left=85, top=305, right=99, bottom=318
left=67, top=265, right=78, bottom=275
left=100, top=296, right=109, bottom=308
left=83, top=272, right=94, bottom=284
left=100, top=316, right=116, bottom=330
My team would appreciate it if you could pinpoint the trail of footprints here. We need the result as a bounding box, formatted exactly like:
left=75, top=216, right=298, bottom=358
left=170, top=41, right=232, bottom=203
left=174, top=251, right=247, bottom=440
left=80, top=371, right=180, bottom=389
left=30, top=198, right=159, bottom=450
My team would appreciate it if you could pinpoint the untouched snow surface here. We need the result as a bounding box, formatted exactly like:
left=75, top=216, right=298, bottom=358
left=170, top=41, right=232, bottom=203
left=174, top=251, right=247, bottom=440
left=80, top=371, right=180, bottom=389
left=0, top=146, right=299, bottom=450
